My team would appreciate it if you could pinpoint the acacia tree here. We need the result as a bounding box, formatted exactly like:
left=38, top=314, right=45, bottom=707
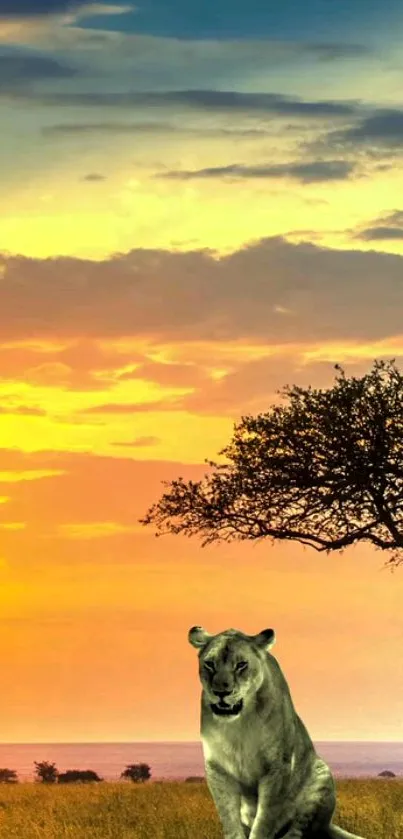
left=121, top=763, right=151, bottom=782
left=140, top=359, right=403, bottom=568
left=34, top=760, right=59, bottom=784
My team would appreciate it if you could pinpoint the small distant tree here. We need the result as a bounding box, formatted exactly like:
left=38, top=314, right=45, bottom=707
left=34, top=761, right=59, bottom=784
left=141, top=359, right=403, bottom=569
left=0, top=768, right=18, bottom=783
left=58, top=769, right=103, bottom=784
left=121, top=763, right=151, bottom=783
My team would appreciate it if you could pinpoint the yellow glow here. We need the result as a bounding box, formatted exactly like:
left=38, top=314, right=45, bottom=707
left=301, top=336, right=403, bottom=364
left=0, top=522, right=26, bottom=530
left=1, top=160, right=403, bottom=260
left=210, top=368, right=230, bottom=380
left=58, top=522, right=145, bottom=539
left=0, top=470, right=66, bottom=482
left=0, top=340, right=73, bottom=353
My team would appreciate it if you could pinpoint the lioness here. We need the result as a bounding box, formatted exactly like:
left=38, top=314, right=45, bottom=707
left=189, top=626, right=366, bottom=839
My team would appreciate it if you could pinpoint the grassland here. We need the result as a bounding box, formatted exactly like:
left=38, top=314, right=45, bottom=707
left=0, top=778, right=401, bottom=839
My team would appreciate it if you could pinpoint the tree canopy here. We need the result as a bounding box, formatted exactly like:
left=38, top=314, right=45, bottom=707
left=140, top=359, right=403, bottom=568
left=121, top=763, right=151, bottom=782
left=34, top=760, right=58, bottom=783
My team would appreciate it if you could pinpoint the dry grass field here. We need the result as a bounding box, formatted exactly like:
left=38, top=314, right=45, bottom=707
left=0, top=777, right=401, bottom=839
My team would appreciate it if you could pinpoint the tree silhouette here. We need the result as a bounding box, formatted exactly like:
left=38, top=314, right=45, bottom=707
left=120, top=762, right=151, bottom=783
left=58, top=769, right=103, bottom=783
left=0, top=768, right=18, bottom=783
left=141, top=359, right=403, bottom=568
left=34, top=761, right=59, bottom=784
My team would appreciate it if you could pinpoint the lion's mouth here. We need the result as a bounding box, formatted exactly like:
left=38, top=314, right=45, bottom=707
left=210, top=699, right=243, bottom=717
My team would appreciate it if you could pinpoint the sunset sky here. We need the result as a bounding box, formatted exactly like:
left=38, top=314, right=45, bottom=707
left=0, top=0, right=403, bottom=745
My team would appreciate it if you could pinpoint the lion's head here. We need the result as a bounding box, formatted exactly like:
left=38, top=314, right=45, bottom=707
left=188, top=626, right=276, bottom=719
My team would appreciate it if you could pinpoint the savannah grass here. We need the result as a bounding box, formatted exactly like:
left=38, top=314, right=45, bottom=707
left=0, top=778, right=400, bottom=839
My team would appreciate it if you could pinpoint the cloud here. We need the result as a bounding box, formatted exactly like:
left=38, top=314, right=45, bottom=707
left=58, top=521, right=143, bottom=539
left=0, top=49, right=77, bottom=85
left=354, top=208, right=403, bottom=241
left=381, top=210, right=403, bottom=226
left=339, top=110, right=403, bottom=146
left=0, top=469, right=66, bottom=482
left=81, top=399, right=183, bottom=414
left=118, top=359, right=210, bottom=388
left=82, top=172, right=106, bottom=181
left=72, top=3, right=135, bottom=20
left=300, top=42, right=371, bottom=61
left=0, top=0, right=83, bottom=14
left=355, top=227, right=403, bottom=241
left=123, top=90, right=360, bottom=117
left=314, top=109, right=403, bottom=153
left=2, top=236, right=403, bottom=349
left=0, top=339, right=145, bottom=391
left=0, top=0, right=133, bottom=17
left=159, top=159, right=356, bottom=184
left=112, top=435, right=160, bottom=447
left=41, top=120, right=275, bottom=138
left=21, top=87, right=362, bottom=115
left=0, top=405, right=47, bottom=415
left=0, top=521, right=26, bottom=529
left=0, top=448, right=208, bottom=537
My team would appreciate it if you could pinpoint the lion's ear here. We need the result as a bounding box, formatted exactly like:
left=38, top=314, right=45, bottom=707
left=188, top=626, right=212, bottom=648
left=252, top=628, right=276, bottom=649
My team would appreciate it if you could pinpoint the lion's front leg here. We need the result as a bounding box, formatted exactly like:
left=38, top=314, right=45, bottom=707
left=240, top=794, right=258, bottom=837
left=205, top=762, right=247, bottom=839
left=248, top=771, right=293, bottom=839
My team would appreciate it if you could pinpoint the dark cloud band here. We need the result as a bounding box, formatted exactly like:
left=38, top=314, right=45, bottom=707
left=159, top=160, right=356, bottom=184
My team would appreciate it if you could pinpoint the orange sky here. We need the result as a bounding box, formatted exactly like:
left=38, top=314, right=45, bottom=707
left=1, top=0, right=403, bottom=743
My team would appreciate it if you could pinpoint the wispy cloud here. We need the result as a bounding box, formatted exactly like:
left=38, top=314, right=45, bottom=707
left=311, top=109, right=403, bottom=155
left=356, top=226, right=403, bottom=241
left=41, top=120, right=275, bottom=138
left=0, top=405, right=47, bottom=415
left=159, top=159, right=357, bottom=184
left=298, top=42, right=371, bottom=61
left=354, top=208, right=403, bottom=241
left=82, top=172, right=106, bottom=181
left=0, top=469, right=66, bottom=482
left=58, top=521, right=143, bottom=539
left=15, top=88, right=363, bottom=115
left=81, top=399, right=184, bottom=414
left=0, top=521, right=26, bottom=530
left=338, top=109, right=403, bottom=146
left=0, top=0, right=83, bottom=14
left=0, top=48, right=77, bottom=85
left=0, top=1, right=134, bottom=18
left=112, top=435, right=160, bottom=447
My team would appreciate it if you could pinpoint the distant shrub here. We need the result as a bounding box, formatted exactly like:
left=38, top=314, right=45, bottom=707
left=378, top=770, right=396, bottom=778
left=58, top=769, right=103, bottom=784
left=34, top=761, right=58, bottom=784
left=120, top=763, right=151, bottom=783
left=185, top=776, right=204, bottom=782
left=0, top=768, right=18, bottom=783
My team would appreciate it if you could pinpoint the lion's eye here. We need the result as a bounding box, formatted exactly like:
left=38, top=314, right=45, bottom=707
left=204, top=660, right=215, bottom=672
left=236, top=661, right=248, bottom=672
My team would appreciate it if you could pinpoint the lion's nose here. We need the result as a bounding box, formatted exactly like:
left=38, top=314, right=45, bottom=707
left=213, top=689, right=232, bottom=698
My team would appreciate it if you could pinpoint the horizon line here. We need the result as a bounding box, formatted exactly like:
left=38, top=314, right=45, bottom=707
left=0, top=739, right=402, bottom=746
